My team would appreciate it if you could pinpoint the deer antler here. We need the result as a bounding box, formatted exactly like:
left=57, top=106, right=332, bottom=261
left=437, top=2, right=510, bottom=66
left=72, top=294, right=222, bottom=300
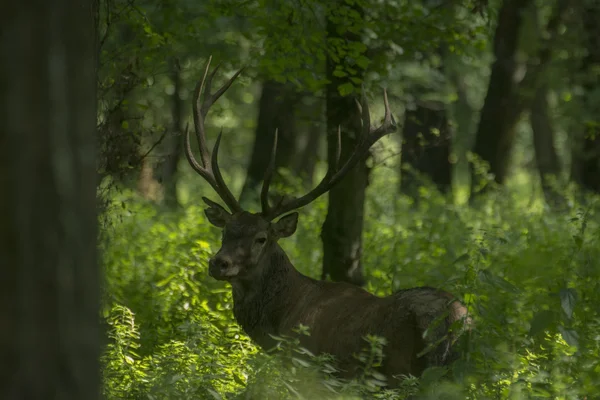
left=261, top=87, right=397, bottom=220
left=184, top=56, right=244, bottom=213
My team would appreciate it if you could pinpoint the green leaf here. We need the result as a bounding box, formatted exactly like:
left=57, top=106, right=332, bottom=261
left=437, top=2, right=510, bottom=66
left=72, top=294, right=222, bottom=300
left=558, top=326, right=579, bottom=347
left=355, top=55, right=370, bottom=69
left=292, top=357, right=311, bottom=368
left=156, top=274, right=176, bottom=287
left=452, top=253, right=470, bottom=265
left=478, top=270, right=519, bottom=293
left=338, top=82, right=355, bottom=96
left=206, top=388, right=222, bottom=400
left=559, top=288, right=577, bottom=319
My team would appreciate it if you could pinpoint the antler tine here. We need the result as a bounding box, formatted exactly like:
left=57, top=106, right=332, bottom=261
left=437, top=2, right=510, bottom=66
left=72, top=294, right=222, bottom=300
left=260, top=128, right=279, bottom=215
left=202, top=63, right=245, bottom=116
left=359, top=85, right=371, bottom=138
left=184, top=121, right=216, bottom=185
left=372, top=89, right=396, bottom=136
left=334, top=125, right=342, bottom=171
left=184, top=55, right=244, bottom=213
left=211, top=131, right=242, bottom=212
left=191, top=57, right=214, bottom=169
left=264, top=89, right=397, bottom=221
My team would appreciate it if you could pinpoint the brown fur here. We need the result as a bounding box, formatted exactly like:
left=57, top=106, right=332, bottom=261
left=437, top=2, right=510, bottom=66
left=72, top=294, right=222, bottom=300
left=205, top=210, right=470, bottom=385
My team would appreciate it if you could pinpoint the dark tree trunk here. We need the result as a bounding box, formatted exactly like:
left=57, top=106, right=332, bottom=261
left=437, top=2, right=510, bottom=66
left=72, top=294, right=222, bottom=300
left=530, top=85, right=564, bottom=207
left=470, top=0, right=533, bottom=197
left=239, top=80, right=302, bottom=206
left=321, top=2, right=367, bottom=286
left=571, top=2, right=600, bottom=194
left=161, top=62, right=183, bottom=208
left=294, top=98, right=324, bottom=190
left=400, top=100, right=452, bottom=197
left=0, top=0, right=100, bottom=398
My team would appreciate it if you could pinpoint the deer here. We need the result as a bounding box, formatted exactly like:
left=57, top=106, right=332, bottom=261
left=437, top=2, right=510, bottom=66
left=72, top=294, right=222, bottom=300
left=185, top=57, right=470, bottom=385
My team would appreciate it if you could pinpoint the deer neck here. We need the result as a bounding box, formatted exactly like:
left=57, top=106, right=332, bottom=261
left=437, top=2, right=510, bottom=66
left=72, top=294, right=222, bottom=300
left=230, top=243, right=305, bottom=348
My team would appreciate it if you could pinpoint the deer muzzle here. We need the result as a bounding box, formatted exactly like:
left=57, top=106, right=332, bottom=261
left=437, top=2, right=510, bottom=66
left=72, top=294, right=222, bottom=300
left=208, top=254, right=240, bottom=281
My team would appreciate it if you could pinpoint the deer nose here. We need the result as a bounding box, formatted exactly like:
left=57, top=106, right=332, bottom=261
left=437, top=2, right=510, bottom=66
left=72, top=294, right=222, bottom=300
left=208, top=254, right=232, bottom=278
left=213, top=255, right=231, bottom=269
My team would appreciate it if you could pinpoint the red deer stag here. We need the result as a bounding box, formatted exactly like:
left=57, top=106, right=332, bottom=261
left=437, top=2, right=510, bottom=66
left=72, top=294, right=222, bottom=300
left=185, top=57, right=469, bottom=384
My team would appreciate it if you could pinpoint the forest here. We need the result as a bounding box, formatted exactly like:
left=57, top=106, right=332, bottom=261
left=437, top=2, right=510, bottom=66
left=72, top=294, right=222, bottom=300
left=1, top=0, right=599, bottom=398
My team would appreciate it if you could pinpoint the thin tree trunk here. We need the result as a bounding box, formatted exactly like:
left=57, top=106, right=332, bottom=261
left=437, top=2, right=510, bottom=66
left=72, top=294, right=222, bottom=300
left=296, top=125, right=320, bottom=188
left=161, top=62, right=183, bottom=208
left=239, top=80, right=301, bottom=206
left=321, top=2, right=367, bottom=286
left=0, top=0, right=100, bottom=398
left=451, top=72, right=477, bottom=190
left=295, top=98, right=324, bottom=190
left=400, top=100, right=452, bottom=197
left=470, top=0, right=533, bottom=197
left=530, top=85, right=564, bottom=207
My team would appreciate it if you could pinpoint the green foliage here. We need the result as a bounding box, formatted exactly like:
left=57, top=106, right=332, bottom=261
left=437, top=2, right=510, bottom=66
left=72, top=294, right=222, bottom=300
left=101, top=197, right=257, bottom=398
left=101, top=170, right=600, bottom=398
left=97, top=0, right=600, bottom=398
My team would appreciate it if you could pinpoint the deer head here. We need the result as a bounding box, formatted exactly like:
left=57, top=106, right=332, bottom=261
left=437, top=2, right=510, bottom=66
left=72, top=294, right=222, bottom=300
left=185, top=56, right=397, bottom=283
left=203, top=199, right=299, bottom=281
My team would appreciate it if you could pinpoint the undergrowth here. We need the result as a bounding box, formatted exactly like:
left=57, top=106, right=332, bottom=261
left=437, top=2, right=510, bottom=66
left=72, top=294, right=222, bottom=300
left=100, top=168, right=600, bottom=399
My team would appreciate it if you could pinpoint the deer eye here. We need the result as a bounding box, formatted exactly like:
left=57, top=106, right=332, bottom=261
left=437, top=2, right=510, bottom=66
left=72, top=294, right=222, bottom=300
left=254, top=235, right=267, bottom=245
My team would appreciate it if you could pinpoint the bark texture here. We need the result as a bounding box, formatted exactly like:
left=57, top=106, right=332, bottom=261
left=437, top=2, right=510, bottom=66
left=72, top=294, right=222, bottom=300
left=470, top=0, right=533, bottom=196
left=0, top=0, right=100, bottom=398
left=161, top=63, right=184, bottom=208
left=530, top=86, right=564, bottom=206
left=571, top=1, right=600, bottom=193
left=239, top=80, right=302, bottom=206
left=321, top=1, right=368, bottom=285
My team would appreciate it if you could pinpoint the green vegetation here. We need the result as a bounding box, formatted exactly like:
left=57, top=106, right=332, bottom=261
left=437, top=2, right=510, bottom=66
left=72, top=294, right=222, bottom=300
left=96, top=0, right=600, bottom=397
left=101, top=169, right=600, bottom=399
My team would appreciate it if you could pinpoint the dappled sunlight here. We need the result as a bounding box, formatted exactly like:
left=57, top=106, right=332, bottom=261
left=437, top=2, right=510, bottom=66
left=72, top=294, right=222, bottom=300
left=101, top=177, right=600, bottom=397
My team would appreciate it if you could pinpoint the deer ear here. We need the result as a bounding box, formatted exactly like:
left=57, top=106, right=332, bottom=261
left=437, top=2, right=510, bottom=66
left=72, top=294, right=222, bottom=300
left=202, top=197, right=231, bottom=228
left=272, top=212, right=298, bottom=238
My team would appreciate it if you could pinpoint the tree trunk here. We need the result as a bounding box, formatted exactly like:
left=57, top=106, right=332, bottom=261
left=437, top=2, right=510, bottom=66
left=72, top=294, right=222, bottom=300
left=239, top=80, right=301, bottom=207
left=451, top=71, right=477, bottom=190
left=294, top=98, right=324, bottom=190
left=470, top=0, right=533, bottom=197
left=400, top=100, right=452, bottom=197
left=160, top=62, right=183, bottom=208
left=0, top=0, right=100, bottom=398
left=530, top=85, right=564, bottom=207
left=570, top=2, right=600, bottom=194
left=321, top=2, right=367, bottom=286
left=296, top=124, right=321, bottom=190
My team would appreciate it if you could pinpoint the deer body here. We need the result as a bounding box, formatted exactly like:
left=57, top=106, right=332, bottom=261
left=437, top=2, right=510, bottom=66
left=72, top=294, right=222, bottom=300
left=185, top=58, right=469, bottom=384
left=207, top=212, right=466, bottom=381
